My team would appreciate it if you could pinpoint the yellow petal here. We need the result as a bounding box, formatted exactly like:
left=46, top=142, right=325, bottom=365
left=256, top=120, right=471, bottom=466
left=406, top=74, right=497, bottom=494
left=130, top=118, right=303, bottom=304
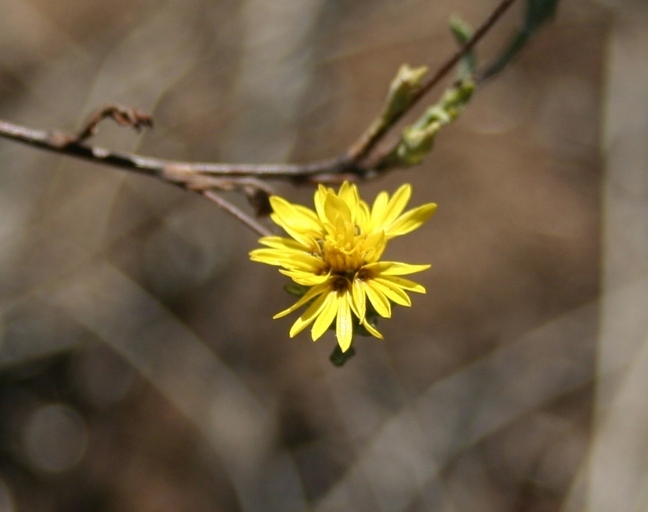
left=324, top=191, right=352, bottom=225
left=258, top=236, right=306, bottom=251
left=273, top=281, right=329, bottom=319
left=361, top=230, right=387, bottom=263
left=364, top=261, right=431, bottom=276
left=249, top=249, right=325, bottom=272
left=311, top=292, right=338, bottom=341
left=378, top=275, right=427, bottom=293
left=382, top=183, right=412, bottom=226
left=248, top=248, right=281, bottom=266
left=249, top=248, right=300, bottom=267
left=293, top=203, right=321, bottom=225
left=386, top=203, right=437, bottom=237
left=338, top=182, right=360, bottom=216
left=356, top=200, right=371, bottom=231
left=336, top=293, right=353, bottom=352
left=351, top=280, right=366, bottom=320
left=289, top=292, right=330, bottom=337
left=269, top=196, right=324, bottom=244
left=282, top=253, right=326, bottom=271
left=270, top=196, right=320, bottom=229
left=279, top=269, right=331, bottom=286
left=362, top=280, right=392, bottom=318
left=314, top=185, right=330, bottom=222
left=269, top=215, right=318, bottom=247
left=370, top=191, right=389, bottom=228
left=284, top=252, right=325, bottom=267
left=371, top=278, right=412, bottom=307
left=361, top=318, right=383, bottom=340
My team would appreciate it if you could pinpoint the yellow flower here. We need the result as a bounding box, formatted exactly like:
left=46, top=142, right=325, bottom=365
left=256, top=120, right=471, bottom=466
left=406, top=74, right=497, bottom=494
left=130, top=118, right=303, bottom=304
left=249, top=182, right=437, bottom=352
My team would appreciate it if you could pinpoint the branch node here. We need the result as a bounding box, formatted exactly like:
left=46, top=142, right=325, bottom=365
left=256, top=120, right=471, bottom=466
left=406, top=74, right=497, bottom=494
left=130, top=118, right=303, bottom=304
left=75, top=104, right=154, bottom=143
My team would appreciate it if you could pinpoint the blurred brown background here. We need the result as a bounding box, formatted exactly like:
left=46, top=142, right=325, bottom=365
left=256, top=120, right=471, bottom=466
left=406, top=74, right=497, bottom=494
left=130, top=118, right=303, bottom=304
left=0, top=0, right=643, bottom=511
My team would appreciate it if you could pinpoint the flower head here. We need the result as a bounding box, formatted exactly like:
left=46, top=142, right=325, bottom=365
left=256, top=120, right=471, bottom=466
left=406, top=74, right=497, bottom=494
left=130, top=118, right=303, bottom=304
left=250, top=182, right=436, bottom=352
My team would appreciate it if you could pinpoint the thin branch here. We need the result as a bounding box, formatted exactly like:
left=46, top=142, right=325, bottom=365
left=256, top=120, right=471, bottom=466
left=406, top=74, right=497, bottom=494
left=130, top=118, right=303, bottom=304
left=0, top=119, right=346, bottom=180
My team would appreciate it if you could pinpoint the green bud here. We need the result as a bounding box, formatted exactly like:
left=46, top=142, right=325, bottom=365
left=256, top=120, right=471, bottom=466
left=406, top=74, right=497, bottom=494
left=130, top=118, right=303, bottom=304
left=383, top=64, right=429, bottom=123
left=439, top=77, right=475, bottom=118
left=396, top=123, right=440, bottom=167
left=384, top=77, right=475, bottom=168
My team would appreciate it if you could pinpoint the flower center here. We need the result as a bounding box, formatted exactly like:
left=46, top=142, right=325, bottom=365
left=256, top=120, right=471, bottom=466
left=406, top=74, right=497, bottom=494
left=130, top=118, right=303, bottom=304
left=321, top=219, right=366, bottom=274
